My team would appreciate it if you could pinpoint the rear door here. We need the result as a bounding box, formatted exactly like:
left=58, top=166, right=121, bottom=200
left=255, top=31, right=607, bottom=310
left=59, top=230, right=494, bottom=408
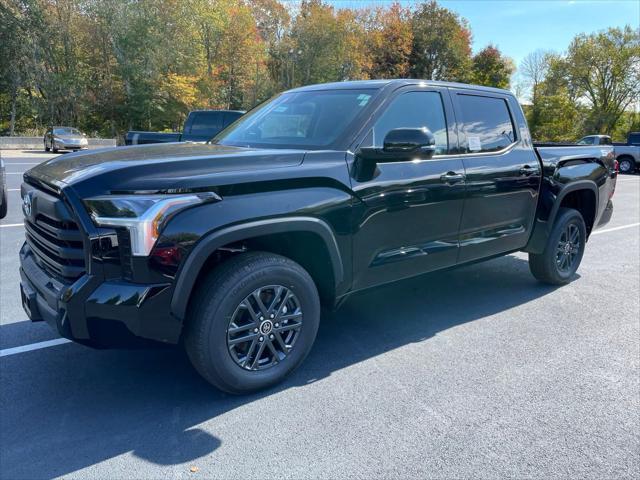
left=350, top=86, right=466, bottom=290
left=451, top=90, right=541, bottom=263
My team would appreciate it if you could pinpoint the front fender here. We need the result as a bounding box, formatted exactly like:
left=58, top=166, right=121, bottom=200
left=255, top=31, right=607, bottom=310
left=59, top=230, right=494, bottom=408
left=170, top=216, right=344, bottom=320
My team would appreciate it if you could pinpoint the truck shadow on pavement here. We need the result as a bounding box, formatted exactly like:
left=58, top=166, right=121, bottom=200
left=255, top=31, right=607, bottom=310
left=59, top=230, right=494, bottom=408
left=1, top=254, right=562, bottom=478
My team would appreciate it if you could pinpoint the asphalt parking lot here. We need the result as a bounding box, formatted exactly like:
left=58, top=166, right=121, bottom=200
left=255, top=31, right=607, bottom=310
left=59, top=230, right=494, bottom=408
left=1, top=149, right=639, bottom=479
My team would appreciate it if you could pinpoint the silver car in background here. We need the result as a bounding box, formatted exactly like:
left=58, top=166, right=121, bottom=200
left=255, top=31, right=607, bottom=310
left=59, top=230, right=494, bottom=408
left=44, top=127, right=89, bottom=153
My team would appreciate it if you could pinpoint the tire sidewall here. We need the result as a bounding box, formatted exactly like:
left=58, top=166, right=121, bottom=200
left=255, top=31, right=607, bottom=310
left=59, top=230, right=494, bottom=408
left=201, top=262, right=320, bottom=393
left=618, top=158, right=634, bottom=174
left=546, top=209, right=586, bottom=282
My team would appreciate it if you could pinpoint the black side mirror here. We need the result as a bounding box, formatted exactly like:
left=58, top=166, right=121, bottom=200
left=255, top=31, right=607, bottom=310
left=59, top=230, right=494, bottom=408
left=357, top=128, right=437, bottom=164
left=353, top=128, right=438, bottom=181
left=383, top=128, right=436, bottom=156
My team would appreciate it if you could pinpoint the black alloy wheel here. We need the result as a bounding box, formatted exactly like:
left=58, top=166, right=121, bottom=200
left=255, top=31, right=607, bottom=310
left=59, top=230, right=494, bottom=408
left=227, top=285, right=303, bottom=371
left=555, top=223, right=581, bottom=273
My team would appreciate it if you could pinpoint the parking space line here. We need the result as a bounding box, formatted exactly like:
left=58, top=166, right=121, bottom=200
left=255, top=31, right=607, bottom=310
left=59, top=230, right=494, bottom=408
left=592, top=222, right=640, bottom=235
left=4, top=162, right=38, bottom=165
left=8, top=188, right=20, bottom=192
left=0, top=223, right=24, bottom=228
left=0, top=338, right=72, bottom=357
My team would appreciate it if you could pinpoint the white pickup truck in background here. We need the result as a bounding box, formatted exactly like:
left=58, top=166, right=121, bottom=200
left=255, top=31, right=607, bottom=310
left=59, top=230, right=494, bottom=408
left=578, top=132, right=640, bottom=174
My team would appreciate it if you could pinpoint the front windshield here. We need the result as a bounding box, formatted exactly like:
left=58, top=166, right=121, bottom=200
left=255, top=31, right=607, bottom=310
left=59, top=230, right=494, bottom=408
left=213, top=89, right=375, bottom=149
left=54, top=127, right=81, bottom=135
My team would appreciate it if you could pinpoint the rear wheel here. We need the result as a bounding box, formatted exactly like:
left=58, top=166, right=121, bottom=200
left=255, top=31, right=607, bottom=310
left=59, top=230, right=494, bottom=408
left=529, top=208, right=586, bottom=285
left=618, top=157, right=635, bottom=174
left=184, top=252, right=320, bottom=394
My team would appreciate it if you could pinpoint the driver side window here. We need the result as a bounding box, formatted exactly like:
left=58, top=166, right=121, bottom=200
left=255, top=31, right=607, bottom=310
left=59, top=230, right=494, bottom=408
left=372, top=91, right=449, bottom=155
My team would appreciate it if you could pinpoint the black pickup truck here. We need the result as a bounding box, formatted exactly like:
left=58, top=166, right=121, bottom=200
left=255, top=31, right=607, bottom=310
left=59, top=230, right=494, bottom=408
left=124, top=109, right=244, bottom=145
left=19, top=80, right=616, bottom=393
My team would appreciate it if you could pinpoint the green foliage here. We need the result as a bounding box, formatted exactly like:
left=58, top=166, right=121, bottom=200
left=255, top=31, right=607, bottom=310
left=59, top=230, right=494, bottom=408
left=410, top=0, right=472, bottom=81
left=470, top=45, right=514, bottom=89
left=1, top=1, right=637, bottom=144
left=522, top=27, right=639, bottom=141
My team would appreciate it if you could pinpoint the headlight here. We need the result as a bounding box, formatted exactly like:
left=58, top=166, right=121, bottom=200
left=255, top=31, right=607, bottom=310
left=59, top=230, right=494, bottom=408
left=84, top=192, right=220, bottom=256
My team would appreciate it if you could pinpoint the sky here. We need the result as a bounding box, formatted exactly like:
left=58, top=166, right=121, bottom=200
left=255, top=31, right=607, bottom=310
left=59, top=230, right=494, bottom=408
left=323, top=0, right=640, bottom=68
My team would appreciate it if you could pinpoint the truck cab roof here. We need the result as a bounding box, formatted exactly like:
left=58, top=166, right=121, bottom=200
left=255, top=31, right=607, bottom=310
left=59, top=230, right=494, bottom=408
left=288, top=79, right=513, bottom=96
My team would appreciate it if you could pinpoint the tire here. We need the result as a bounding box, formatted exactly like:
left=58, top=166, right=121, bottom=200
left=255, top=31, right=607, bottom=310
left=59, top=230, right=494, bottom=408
left=0, top=190, right=7, bottom=219
left=184, top=251, right=321, bottom=394
left=618, top=157, right=635, bottom=174
left=52, top=143, right=58, bottom=153
left=529, top=207, right=586, bottom=285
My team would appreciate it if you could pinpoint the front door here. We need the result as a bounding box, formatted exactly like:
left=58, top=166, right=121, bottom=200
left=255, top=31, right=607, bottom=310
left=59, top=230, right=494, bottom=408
left=350, top=87, right=466, bottom=291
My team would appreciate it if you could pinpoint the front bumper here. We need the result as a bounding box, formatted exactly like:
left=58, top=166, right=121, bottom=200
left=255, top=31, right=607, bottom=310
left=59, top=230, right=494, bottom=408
left=54, top=141, right=88, bottom=150
left=20, top=243, right=181, bottom=347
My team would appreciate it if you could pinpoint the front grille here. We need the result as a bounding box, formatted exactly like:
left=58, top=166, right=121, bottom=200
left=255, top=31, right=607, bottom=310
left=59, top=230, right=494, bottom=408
left=24, top=187, right=86, bottom=280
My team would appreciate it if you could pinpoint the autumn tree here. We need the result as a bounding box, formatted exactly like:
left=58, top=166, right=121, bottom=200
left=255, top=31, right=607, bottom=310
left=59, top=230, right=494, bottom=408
left=362, top=2, right=412, bottom=79
left=564, top=26, right=640, bottom=134
left=286, top=0, right=366, bottom=87
left=410, top=1, right=472, bottom=81
left=470, top=44, right=514, bottom=88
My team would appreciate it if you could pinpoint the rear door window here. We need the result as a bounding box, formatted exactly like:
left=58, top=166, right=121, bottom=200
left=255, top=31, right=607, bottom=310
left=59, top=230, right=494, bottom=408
left=457, top=95, right=516, bottom=153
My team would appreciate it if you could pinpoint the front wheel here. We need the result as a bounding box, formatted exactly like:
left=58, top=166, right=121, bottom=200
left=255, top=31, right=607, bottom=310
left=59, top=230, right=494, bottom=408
left=184, top=252, right=320, bottom=394
left=529, top=208, right=586, bottom=285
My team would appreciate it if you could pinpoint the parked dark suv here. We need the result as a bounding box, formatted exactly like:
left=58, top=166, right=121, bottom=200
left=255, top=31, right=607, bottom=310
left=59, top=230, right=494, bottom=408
left=20, top=80, right=616, bottom=393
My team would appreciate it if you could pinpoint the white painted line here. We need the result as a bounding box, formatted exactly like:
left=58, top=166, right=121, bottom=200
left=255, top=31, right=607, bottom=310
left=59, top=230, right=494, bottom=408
left=5, top=162, right=38, bottom=165
left=6, top=172, right=24, bottom=175
left=0, top=223, right=23, bottom=228
left=592, top=222, right=640, bottom=235
left=8, top=188, right=20, bottom=192
left=0, top=338, right=72, bottom=357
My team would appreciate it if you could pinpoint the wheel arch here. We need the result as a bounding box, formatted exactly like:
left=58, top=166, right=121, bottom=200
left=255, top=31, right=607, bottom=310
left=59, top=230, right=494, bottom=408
left=525, top=180, right=598, bottom=254
left=170, top=217, right=344, bottom=321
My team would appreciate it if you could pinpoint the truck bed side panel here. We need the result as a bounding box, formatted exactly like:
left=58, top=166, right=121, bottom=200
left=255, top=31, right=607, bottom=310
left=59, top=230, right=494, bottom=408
left=525, top=145, right=616, bottom=253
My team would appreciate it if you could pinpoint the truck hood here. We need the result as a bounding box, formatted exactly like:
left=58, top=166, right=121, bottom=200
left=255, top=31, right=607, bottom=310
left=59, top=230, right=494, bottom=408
left=25, top=142, right=306, bottom=196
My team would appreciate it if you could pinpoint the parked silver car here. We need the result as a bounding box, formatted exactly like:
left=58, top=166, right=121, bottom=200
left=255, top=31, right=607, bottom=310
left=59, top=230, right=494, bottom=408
left=44, top=127, right=89, bottom=153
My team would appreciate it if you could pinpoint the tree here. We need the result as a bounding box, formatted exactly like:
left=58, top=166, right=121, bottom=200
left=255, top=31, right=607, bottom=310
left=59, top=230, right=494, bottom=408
left=565, top=26, right=640, bottom=134
left=470, top=45, right=514, bottom=88
left=519, top=50, right=552, bottom=136
left=286, top=0, right=366, bottom=87
left=362, top=2, right=412, bottom=79
left=409, top=1, right=472, bottom=81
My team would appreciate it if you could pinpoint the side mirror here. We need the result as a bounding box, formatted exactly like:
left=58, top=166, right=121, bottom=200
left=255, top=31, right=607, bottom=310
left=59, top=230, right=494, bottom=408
left=357, top=128, right=437, bottom=164
left=383, top=128, right=436, bottom=156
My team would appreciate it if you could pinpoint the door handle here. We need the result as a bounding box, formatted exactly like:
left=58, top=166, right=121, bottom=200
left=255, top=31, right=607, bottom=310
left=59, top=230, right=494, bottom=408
left=519, top=165, right=536, bottom=176
left=440, top=172, right=465, bottom=184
